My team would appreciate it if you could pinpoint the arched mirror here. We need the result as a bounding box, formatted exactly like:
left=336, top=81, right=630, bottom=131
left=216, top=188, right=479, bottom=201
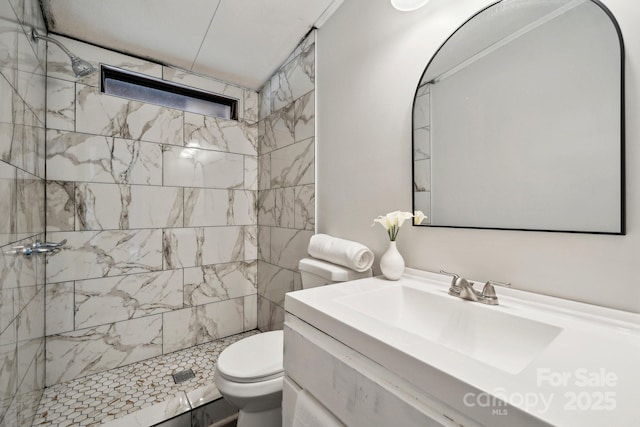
left=412, top=0, right=624, bottom=234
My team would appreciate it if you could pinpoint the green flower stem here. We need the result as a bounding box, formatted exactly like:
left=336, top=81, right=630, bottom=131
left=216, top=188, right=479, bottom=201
left=388, top=225, right=399, bottom=241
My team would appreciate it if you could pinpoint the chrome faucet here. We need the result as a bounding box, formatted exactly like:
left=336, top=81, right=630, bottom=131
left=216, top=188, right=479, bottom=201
left=440, top=271, right=511, bottom=305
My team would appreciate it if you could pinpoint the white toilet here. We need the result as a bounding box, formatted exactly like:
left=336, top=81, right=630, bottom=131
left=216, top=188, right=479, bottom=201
left=214, top=257, right=372, bottom=427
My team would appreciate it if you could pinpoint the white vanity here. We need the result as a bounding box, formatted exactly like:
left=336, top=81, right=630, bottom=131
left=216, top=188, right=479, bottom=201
left=282, top=269, right=640, bottom=426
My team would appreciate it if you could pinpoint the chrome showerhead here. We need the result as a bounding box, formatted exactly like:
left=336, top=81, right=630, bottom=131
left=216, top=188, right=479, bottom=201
left=31, top=29, right=97, bottom=77
left=70, top=56, right=97, bottom=77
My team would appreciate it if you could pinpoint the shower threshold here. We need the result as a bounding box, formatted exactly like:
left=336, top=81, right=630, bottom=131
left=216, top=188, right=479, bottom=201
left=34, top=330, right=258, bottom=426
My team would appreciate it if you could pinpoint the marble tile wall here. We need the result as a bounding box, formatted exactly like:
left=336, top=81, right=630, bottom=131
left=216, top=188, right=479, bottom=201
left=257, top=31, right=316, bottom=331
left=0, top=0, right=47, bottom=424
left=45, top=36, right=260, bottom=385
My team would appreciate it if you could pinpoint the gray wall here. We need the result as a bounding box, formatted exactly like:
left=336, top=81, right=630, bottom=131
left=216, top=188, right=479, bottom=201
left=257, top=31, right=316, bottom=331
left=316, top=0, right=640, bottom=313
left=0, top=0, right=47, bottom=424
left=45, top=36, right=259, bottom=385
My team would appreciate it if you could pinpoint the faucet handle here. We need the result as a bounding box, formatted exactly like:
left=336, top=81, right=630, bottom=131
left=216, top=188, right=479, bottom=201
left=481, top=280, right=511, bottom=298
left=440, top=270, right=460, bottom=286
left=487, top=280, right=511, bottom=288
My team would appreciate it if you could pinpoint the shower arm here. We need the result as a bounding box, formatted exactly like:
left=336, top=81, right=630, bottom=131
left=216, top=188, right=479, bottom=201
left=31, top=29, right=78, bottom=60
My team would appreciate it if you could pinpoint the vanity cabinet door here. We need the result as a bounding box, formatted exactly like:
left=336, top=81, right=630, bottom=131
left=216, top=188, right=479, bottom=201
left=283, top=315, right=473, bottom=427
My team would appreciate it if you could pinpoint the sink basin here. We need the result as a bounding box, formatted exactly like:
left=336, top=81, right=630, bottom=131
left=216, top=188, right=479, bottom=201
left=336, top=285, right=562, bottom=374
left=285, top=269, right=640, bottom=426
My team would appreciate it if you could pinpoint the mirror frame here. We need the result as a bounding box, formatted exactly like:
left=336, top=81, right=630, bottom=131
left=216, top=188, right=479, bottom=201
left=411, top=0, right=626, bottom=234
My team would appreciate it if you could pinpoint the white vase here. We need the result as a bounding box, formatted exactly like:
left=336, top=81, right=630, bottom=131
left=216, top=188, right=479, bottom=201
left=380, top=241, right=405, bottom=280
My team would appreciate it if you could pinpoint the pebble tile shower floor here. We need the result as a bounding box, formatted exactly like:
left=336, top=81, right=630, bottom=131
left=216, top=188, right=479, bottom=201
left=34, top=331, right=258, bottom=426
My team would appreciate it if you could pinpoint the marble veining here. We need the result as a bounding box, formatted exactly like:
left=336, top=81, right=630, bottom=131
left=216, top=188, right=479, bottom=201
left=184, top=261, right=256, bottom=306
left=45, top=282, right=74, bottom=335
left=0, top=239, right=39, bottom=294
left=269, top=228, right=314, bottom=271
left=16, top=169, right=44, bottom=234
left=45, top=76, right=75, bottom=131
left=243, top=294, right=258, bottom=331
left=0, top=75, right=42, bottom=128
left=275, top=187, right=295, bottom=228
left=74, top=270, right=184, bottom=329
left=257, top=260, right=294, bottom=307
left=45, top=314, right=163, bottom=385
left=16, top=285, right=44, bottom=341
left=244, top=225, right=258, bottom=261
left=0, top=160, right=18, bottom=245
left=36, top=21, right=306, bottom=391
left=255, top=34, right=316, bottom=334
left=271, top=44, right=315, bottom=113
left=46, top=130, right=163, bottom=185
left=270, top=137, right=314, bottom=188
left=0, top=288, right=14, bottom=335
left=184, top=188, right=256, bottom=227
left=257, top=189, right=276, bottom=227
left=185, top=112, right=257, bottom=155
left=259, top=79, right=272, bottom=120
left=16, top=69, right=45, bottom=124
left=257, top=295, right=284, bottom=331
left=0, top=330, right=18, bottom=390
left=243, top=90, right=259, bottom=124
left=45, top=181, right=75, bottom=231
left=258, top=153, right=271, bottom=191
left=75, top=183, right=184, bottom=230
left=163, top=145, right=244, bottom=189
left=282, top=30, right=316, bottom=71
left=162, top=227, right=244, bottom=270
left=294, top=184, right=315, bottom=230
left=1, top=1, right=47, bottom=423
left=162, top=297, right=244, bottom=354
left=17, top=30, right=46, bottom=78
left=4, top=339, right=44, bottom=426
left=0, top=122, right=45, bottom=178
left=76, top=84, right=184, bottom=145
left=46, top=229, right=163, bottom=283
left=294, top=91, right=315, bottom=143
left=0, top=7, right=19, bottom=81
left=244, top=155, right=258, bottom=191
left=260, top=102, right=295, bottom=155
left=257, top=226, right=271, bottom=263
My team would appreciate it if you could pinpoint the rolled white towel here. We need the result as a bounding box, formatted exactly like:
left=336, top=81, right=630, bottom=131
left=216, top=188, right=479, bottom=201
left=307, top=234, right=374, bottom=273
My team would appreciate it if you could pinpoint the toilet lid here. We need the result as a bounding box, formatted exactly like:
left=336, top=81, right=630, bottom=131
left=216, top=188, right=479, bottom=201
left=216, top=331, right=284, bottom=383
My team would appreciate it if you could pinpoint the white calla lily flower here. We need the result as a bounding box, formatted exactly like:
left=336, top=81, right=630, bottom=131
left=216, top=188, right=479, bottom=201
left=373, top=210, right=419, bottom=241
left=372, top=215, right=392, bottom=230
left=414, top=210, right=427, bottom=225
left=396, top=211, right=413, bottom=227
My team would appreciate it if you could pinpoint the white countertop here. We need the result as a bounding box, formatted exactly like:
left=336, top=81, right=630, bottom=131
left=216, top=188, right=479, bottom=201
left=284, top=268, right=640, bottom=427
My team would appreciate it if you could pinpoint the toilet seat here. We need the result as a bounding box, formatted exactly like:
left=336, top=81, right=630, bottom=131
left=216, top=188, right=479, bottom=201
left=217, top=331, right=284, bottom=383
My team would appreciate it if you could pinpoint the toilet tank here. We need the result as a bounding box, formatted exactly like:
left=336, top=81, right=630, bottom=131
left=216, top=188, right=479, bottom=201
left=298, top=258, right=372, bottom=289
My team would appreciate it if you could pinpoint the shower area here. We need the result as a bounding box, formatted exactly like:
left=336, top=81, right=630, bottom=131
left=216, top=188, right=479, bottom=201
left=0, top=0, right=316, bottom=424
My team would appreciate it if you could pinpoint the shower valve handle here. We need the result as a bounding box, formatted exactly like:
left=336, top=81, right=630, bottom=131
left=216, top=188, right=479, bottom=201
left=9, top=239, right=67, bottom=256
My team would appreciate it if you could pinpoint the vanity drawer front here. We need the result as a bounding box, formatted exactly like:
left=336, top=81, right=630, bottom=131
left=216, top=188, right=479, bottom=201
left=284, top=314, right=476, bottom=427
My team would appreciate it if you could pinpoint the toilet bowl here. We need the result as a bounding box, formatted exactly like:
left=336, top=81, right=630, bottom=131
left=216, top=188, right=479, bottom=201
left=214, top=331, right=284, bottom=427
left=214, top=258, right=372, bottom=427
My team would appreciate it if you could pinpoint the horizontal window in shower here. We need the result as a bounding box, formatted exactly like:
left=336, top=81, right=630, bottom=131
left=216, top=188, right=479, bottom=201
left=100, top=65, right=238, bottom=120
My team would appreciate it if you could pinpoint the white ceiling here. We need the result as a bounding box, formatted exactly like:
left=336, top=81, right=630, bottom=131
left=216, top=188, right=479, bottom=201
left=42, top=0, right=343, bottom=90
